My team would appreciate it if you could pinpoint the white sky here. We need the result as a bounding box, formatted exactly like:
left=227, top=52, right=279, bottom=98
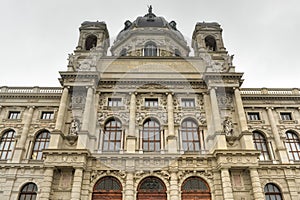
left=0, top=0, right=299, bottom=88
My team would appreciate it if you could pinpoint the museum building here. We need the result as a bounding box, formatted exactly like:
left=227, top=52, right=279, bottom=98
left=1, top=7, right=300, bottom=200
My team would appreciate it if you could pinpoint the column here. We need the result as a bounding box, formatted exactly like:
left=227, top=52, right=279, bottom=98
left=284, top=169, right=298, bottom=199
left=210, top=87, right=227, bottom=149
left=55, top=87, right=69, bottom=131
left=49, top=87, right=69, bottom=149
left=12, top=106, right=34, bottom=162
left=221, top=168, right=234, bottom=200
left=124, top=172, right=134, bottom=199
left=203, top=92, right=214, bottom=150
left=127, top=93, right=137, bottom=153
left=249, top=168, right=264, bottom=200
left=77, top=87, right=94, bottom=149
left=81, top=87, right=94, bottom=131
left=167, top=93, right=177, bottom=153
left=40, top=168, right=54, bottom=200
left=234, top=88, right=254, bottom=149
left=266, top=107, right=289, bottom=163
left=71, top=168, right=83, bottom=200
left=169, top=172, right=179, bottom=200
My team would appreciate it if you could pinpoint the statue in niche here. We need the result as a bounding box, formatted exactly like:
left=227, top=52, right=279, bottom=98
left=70, top=118, right=80, bottom=135
left=223, top=116, right=233, bottom=136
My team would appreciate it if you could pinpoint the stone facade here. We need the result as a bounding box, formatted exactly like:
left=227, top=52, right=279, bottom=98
left=1, top=8, right=300, bottom=200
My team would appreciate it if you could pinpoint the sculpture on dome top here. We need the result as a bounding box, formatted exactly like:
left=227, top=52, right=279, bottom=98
left=148, top=5, right=153, bottom=14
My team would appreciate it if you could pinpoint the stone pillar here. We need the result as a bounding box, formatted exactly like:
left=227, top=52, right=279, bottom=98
left=77, top=87, right=94, bottom=149
left=71, top=168, right=83, bottom=200
left=127, top=93, right=137, bottom=153
left=81, top=87, right=94, bottom=131
left=40, top=168, right=54, bottom=200
left=284, top=169, right=298, bottom=200
left=266, top=107, right=289, bottom=163
left=169, top=172, right=179, bottom=200
left=124, top=172, right=134, bottom=199
left=203, top=92, right=213, bottom=149
left=49, top=87, right=69, bottom=149
left=221, top=168, right=234, bottom=200
left=234, top=88, right=254, bottom=149
left=167, top=93, right=177, bottom=153
left=249, top=168, right=264, bottom=200
left=210, top=87, right=227, bottom=149
left=12, top=106, right=34, bottom=162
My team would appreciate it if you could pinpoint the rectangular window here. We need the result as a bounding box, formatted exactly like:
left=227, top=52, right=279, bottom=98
left=8, top=111, right=21, bottom=119
left=108, top=98, right=122, bottom=107
left=181, top=98, right=195, bottom=107
left=145, top=98, right=158, bottom=107
left=41, top=111, right=54, bottom=120
left=280, top=112, right=292, bottom=121
left=247, top=112, right=260, bottom=121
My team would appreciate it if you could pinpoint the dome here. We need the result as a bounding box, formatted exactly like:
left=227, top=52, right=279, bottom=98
left=115, top=6, right=185, bottom=41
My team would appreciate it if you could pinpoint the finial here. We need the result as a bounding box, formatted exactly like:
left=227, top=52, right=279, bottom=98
left=148, top=5, right=153, bottom=14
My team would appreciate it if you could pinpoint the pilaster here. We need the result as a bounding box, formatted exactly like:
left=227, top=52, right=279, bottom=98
left=169, top=172, right=179, bottom=200
left=221, top=168, right=234, bottom=200
left=266, top=107, right=289, bottom=163
left=71, top=168, right=84, bottom=200
left=249, top=168, right=264, bottom=200
left=12, top=106, right=34, bottom=162
left=124, top=172, right=134, bottom=199
left=167, top=93, right=177, bottom=153
left=39, top=168, right=54, bottom=200
left=127, top=92, right=137, bottom=153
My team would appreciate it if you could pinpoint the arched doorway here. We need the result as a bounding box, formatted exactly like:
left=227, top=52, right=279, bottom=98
left=181, top=177, right=211, bottom=200
left=92, top=176, right=122, bottom=200
left=137, top=176, right=167, bottom=200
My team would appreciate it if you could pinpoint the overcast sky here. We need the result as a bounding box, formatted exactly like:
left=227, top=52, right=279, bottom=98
left=1, top=0, right=299, bottom=88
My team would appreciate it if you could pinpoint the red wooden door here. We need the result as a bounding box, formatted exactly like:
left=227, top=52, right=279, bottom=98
left=181, top=177, right=211, bottom=200
left=137, top=192, right=167, bottom=200
left=92, top=176, right=122, bottom=200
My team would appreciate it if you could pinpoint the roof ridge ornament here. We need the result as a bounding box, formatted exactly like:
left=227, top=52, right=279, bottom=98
left=148, top=5, right=153, bottom=14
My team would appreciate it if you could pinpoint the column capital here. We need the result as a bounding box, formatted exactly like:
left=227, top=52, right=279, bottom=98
left=266, top=107, right=274, bottom=111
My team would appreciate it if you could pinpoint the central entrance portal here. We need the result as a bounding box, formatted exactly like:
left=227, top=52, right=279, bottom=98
left=137, top=176, right=167, bottom=200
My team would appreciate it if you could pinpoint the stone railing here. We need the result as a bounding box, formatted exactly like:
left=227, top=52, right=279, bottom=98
left=0, top=86, right=62, bottom=94
left=241, top=88, right=300, bottom=95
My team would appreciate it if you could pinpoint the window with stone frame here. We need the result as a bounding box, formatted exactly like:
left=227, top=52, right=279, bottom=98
left=285, top=131, right=300, bottom=161
left=108, top=98, right=123, bottom=107
left=180, top=119, right=202, bottom=152
left=8, top=111, right=21, bottom=119
left=181, top=98, right=196, bottom=108
left=40, top=111, right=54, bottom=120
left=247, top=112, right=260, bottom=121
left=144, top=42, right=158, bottom=56
left=0, top=130, right=15, bottom=160
left=31, top=130, right=50, bottom=160
left=280, top=112, right=292, bottom=121
left=144, top=98, right=158, bottom=107
left=264, top=183, right=282, bottom=200
left=102, top=119, right=122, bottom=151
left=18, top=182, right=38, bottom=200
left=252, top=131, right=270, bottom=161
left=93, top=176, right=122, bottom=200
left=142, top=119, right=161, bottom=152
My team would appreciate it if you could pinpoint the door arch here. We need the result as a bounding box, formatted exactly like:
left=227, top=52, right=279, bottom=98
left=92, top=176, right=122, bottom=200
left=181, top=176, right=211, bottom=200
left=137, top=176, right=167, bottom=200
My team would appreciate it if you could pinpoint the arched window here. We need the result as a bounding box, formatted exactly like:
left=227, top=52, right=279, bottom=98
left=137, top=176, right=167, bottom=200
left=93, top=176, right=122, bottom=200
left=205, top=35, right=217, bottom=51
left=285, top=131, right=300, bottom=161
left=31, top=130, right=50, bottom=160
left=181, top=119, right=201, bottom=152
left=85, top=35, right=97, bottom=50
left=120, top=48, right=127, bottom=56
left=103, top=119, right=122, bottom=151
left=253, top=131, right=270, bottom=161
left=264, top=183, right=282, bottom=200
left=144, top=42, right=157, bottom=56
left=18, top=182, right=38, bottom=200
left=142, top=119, right=161, bottom=152
left=181, top=177, right=211, bottom=200
left=0, top=130, right=15, bottom=160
